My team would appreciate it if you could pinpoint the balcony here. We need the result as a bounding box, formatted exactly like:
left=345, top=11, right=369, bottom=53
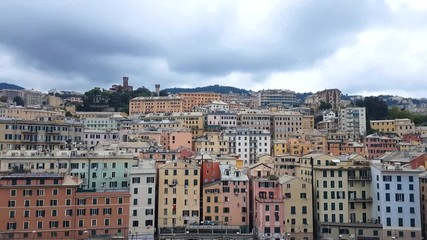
left=348, top=176, right=371, bottom=181
left=255, top=197, right=283, bottom=203
left=348, top=197, right=373, bottom=203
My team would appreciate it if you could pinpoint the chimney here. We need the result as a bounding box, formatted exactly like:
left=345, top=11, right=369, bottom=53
left=155, top=84, right=160, bottom=96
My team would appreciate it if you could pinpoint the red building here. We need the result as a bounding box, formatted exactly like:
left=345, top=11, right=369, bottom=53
left=403, top=133, right=422, bottom=143
left=363, top=134, right=400, bottom=159
left=201, top=161, right=221, bottom=184
left=0, top=173, right=130, bottom=240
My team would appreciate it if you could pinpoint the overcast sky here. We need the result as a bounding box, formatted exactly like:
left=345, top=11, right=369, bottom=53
left=1, top=0, right=427, bottom=97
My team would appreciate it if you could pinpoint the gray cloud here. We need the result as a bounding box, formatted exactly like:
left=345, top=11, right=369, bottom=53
left=0, top=0, right=425, bottom=97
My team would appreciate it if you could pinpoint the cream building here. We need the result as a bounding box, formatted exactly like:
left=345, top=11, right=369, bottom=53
left=279, top=175, right=313, bottom=240
left=296, top=154, right=382, bottom=240
left=193, top=131, right=229, bottom=155
left=129, top=96, right=183, bottom=115
left=370, top=118, right=415, bottom=136
left=0, top=116, right=84, bottom=151
left=0, top=106, right=63, bottom=120
left=157, top=161, right=200, bottom=230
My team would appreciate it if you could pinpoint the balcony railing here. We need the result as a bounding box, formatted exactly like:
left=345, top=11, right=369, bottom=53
left=255, top=196, right=283, bottom=203
left=348, top=197, right=373, bottom=203
left=348, top=176, right=371, bottom=181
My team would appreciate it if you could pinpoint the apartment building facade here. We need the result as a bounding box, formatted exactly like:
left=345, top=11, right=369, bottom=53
left=296, top=154, right=382, bottom=240
left=193, top=131, right=228, bottom=155
left=338, top=107, right=367, bottom=136
left=370, top=118, right=415, bottom=136
left=0, top=107, right=63, bottom=120
left=248, top=163, right=286, bottom=239
left=371, top=163, right=422, bottom=239
left=202, top=165, right=250, bottom=231
left=258, top=89, right=297, bottom=108
left=223, top=128, right=271, bottom=165
left=363, top=134, right=400, bottom=159
left=0, top=173, right=130, bottom=240
left=177, top=92, right=221, bottom=112
left=129, top=96, right=183, bottom=115
left=129, top=161, right=156, bottom=239
left=157, top=161, right=200, bottom=230
left=0, top=149, right=137, bottom=191
left=280, top=175, right=313, bottom=240
left=0, top=117, right=84, bottom=151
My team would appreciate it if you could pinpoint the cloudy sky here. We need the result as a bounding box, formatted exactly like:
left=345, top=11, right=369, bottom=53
left=1, top=0, right=427, bottom=97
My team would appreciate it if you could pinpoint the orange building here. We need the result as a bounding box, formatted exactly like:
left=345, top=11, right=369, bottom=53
left=327, top=140, right=367, bottom=157
left=0, top=173, right=130, bottom=240
left=129, top=96, right=183, bottom=115
left=178, top=92, right=221, bottom=112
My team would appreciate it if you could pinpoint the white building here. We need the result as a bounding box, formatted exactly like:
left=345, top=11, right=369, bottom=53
left=223, top=128, right=271, bottom=165
left=258, top=89, right=296, bottom=108
left=370, top=163, right=423, bottom=239
left=129, top=160, right=157, bottom=240
left=84, top=129, right=120, bottom=147
left=206, top=112, right=237, bottom=130
left=338, top=107, right=367, bottom=136
left=206, top=100, right=229, bottom=112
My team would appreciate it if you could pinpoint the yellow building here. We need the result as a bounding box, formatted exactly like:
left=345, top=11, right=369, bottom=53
left=157, top=161, right=200, bottom=229
left=302, top=115, right=315, bottom=130
left=370, top=118, right=415, bottom=136
left=273, top=140, right=288, bottom=156
left=129, top=96, right=183, bottom=115
left=296, top=154, right=381, bottom=240
left=178, top=92, right=221, bottom=112
left=0, top=107, right=63, bottom=120
left=279, top=175, right=313, bottom=240
left=193, top=131, right=228, bottom=155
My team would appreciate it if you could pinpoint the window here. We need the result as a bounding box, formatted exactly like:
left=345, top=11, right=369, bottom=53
left=410, top=218, right=415, bottom=227
left=398, top=218, right=403, bottom=227
left=386, top=218, right=391, bottom=226
left=23, top=189, right=32, bottom=196
left=302, top=206, right=307, bottom=214
left=52, top=189, right=58, bottom=195
left=291, top=206, right=296, bottom=214
left=395, top=193, right=404, bottom=202
left=36, top=200, right=44, bottom=206
left=10, top=189, right=16, bottom=196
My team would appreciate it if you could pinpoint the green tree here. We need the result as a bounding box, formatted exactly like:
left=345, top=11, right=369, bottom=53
left=0, top=96, right=8, bottom=103
left=13, top=96, right=25, bottom=106
left=355, top=96, right=388, bottom=133
left=318, top=101, right=332, bottom=110
left=65, top=111, right=73, bottom=117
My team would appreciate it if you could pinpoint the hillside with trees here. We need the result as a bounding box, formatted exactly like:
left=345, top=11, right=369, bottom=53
left=164, top=85, right=250, bottom=95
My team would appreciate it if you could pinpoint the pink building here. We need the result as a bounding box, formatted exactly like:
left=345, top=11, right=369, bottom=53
left=202, top=165, right=250, bottom=232
left=131, top=129, right=192, bottom=151
left=363, top=134, right=400, bottom=159
left=248, top=163, right=286, bottom=239
left=166, top=130, right=192, bottom=150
